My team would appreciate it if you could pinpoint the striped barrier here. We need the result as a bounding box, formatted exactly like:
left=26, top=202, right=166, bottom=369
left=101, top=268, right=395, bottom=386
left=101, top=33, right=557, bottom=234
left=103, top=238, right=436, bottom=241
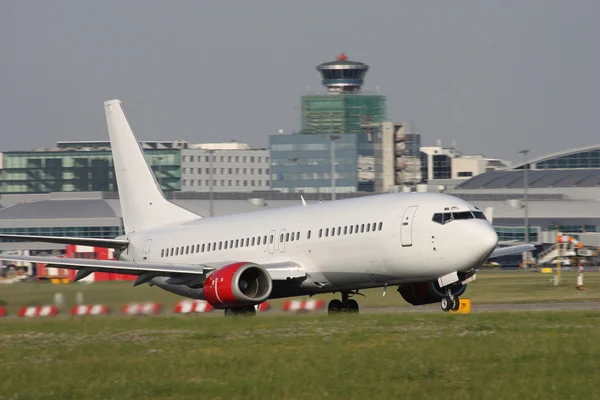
left=122, top=302, right=162, bottom=315
left=0, top=307, right=6, bottom=317
left=283, top=299, right=325, bottom=312
left=174, top=300, right=213, bottom=314
left=71, top=304, right=110, bottom=316
left=18, top=305, right=59, bottom=317
left=255, top=302, right=270, bottom=312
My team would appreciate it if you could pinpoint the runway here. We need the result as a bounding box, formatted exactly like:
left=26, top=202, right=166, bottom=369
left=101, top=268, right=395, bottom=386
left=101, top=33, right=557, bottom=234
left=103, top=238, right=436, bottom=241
left=362, top=301, right=600, bottom=314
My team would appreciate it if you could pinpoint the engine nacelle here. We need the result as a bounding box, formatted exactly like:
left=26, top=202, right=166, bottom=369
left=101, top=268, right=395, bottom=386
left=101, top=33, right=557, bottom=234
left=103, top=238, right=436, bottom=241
left=203, top=262, right=272, bottom=309
left=397, top=281, right=467, bottom=306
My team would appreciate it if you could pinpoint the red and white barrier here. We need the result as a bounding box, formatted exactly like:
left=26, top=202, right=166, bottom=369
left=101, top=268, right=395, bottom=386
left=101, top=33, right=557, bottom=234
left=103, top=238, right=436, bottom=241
left=283, top=299, right=325, bottom=312
left=0, top=307, right=6, bottom=317
left=174, top=300, right=213, bottom=314
left=122, top=302, right=162, bottom=315
left=255, top=302, right=270, bottom=312
left=18, top=305, right=59, bottom=317
left=71, top=304, right=110, bottom=316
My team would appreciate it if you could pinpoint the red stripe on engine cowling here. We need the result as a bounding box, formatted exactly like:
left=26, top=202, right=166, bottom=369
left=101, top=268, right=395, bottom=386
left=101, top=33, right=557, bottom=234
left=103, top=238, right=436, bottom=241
left=203, top=262, right=250, bottom=309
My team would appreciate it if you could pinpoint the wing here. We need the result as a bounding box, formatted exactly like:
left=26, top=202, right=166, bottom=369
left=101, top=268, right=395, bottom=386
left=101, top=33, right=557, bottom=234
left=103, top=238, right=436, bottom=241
left=0, top=255, right=306, bottom=285
left=0, top=234, right=128, bottom=249
left=489, top=244, right=535, bottom=259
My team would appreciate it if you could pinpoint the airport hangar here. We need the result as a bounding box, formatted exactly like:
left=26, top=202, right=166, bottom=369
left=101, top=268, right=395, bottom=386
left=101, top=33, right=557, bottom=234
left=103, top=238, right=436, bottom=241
left=0, top=144, right=599, bottom=261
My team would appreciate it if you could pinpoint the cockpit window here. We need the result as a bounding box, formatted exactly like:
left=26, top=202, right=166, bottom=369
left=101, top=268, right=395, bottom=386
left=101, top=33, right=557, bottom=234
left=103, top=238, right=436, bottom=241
left=473, top=211, right=487, bottom=220
left=433, top=211, right=483, bottom=224
left=453, top=211, right=474, bottom=220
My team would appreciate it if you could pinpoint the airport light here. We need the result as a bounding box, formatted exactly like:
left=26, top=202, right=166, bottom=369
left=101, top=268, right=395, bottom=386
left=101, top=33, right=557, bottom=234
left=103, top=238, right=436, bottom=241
left=519, top=149, right=530, bottom=266
left=207, top=149, right=215, bottom=217
left=327, top=134, right=341, bottom=200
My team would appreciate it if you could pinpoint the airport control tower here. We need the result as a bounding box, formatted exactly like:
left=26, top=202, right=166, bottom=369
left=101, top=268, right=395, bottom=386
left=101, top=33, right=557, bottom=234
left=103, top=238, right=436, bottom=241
left=301, top=53, right=386, bottom=135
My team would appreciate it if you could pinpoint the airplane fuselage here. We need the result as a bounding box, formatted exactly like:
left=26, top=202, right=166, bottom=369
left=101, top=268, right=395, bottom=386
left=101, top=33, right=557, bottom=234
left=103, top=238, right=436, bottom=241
left=121, top=192, right=498, bottom=299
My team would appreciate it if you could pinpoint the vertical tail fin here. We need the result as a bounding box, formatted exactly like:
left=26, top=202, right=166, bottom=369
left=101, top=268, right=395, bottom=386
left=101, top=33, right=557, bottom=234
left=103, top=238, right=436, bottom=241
left=104, top=99, right=199, bottom=234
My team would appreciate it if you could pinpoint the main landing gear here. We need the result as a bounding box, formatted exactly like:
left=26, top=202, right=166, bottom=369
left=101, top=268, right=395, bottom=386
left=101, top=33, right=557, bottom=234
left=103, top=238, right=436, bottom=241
left=327, top=291, right=360, bottom=315
left=224, top=306, right=256, bottom=317
left=440, top=289, right=460, bottom=312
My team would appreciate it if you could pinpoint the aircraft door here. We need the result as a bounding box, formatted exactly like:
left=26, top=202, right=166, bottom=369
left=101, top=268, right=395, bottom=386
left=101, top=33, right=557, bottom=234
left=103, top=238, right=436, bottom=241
left=268, top=230, right=276, bottom=254
left=400, top=206, right=418, bottom=247
left=278, top=229, right=286, bottom=253
left=143, top=239, right=152, bottom=261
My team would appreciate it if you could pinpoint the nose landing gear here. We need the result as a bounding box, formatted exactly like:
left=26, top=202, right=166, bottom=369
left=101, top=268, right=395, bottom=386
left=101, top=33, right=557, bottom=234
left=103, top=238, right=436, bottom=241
left=327, top=291, right=360, bottom=314
left=440, top=289, right=460, bottom=312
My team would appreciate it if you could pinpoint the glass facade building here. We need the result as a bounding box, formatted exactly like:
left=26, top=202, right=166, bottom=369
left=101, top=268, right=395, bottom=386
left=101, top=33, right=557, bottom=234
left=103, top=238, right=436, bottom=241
left=0, top=226, right=121, bottom=240
left=301, top=94, right=386, bottom=135
left=270, top=133, right=377, bottom=193
left=0, top=149, right=181, bottom=194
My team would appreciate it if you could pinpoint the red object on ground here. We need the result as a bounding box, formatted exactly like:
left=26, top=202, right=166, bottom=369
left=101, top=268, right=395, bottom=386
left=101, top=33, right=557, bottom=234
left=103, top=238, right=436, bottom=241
left=282, top=299, right=325, bottom=312
left=18, top=305, right=59, bottom=317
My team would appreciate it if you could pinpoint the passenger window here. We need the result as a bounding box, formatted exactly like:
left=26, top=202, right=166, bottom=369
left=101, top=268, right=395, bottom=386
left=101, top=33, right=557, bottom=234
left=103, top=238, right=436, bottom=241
left=344, top=226, right=348, bottom=235
left=372, top=223, right=376, bottom=231
left=201, top=244, right=205, bottom=252
left=219, top=242, right=222, bottom=250
left=224, top=241, right=228, bottom=250
left=349, top=226, right=354, bottom=234
left=230, top=240, right=234, bottom=248
left=170, top=248, right=174, bottom=256
left=235, top=239, right=239, bottom=248
left=296, top=232, right=300, bottom=241
left=337, top=227, right=341, bottom=236
left=290, top=234, right=294, bottom=242
left=280, top=234, right=284, bottom=243
left=245, top=238, right=250, bottom=247
left=432, top=213, right=443, bottom=224
left=319, top=229, right=322, bottom=238
left=263, top=236, right=267, bottom=245
left=269, top=235, right=274, bottom=244
left=161, top=249, right=164, bottom=257
left=186, top=246, right=190, bottom=254
left=307, top=230, right=312, bottom=239
left=331, top=227, right=335, bottom=237
left=251, top=237, right=256, bottom=246
left=366, top=224, right=370, bottom=232
left=213, top=242, right=217, bottom=250
left=196, top=244, right=200, bottom=253
left=361, top=224, right=365, bottom=233
left=378, top=222, right=383, bottom=231
left=180, top=246, right=184, bottom=254
left=355, top=224, right=359, bottom=232
left=325, top=228, right=329, bottom=237
left=176, top=247, right=179, bottom=256
left=285, top=233, right=290, bottom=242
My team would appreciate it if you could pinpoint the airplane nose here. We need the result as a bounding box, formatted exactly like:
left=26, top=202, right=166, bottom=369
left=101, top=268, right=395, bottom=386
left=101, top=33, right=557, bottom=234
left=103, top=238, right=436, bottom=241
left=477, top=224, right=498, bottom=260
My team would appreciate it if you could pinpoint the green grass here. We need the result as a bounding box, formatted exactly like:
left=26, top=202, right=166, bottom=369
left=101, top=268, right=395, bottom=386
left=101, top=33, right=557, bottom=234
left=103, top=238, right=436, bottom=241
left=2, top=312, right=600, bottom=399
left=1, top=270, right=599, bottom=315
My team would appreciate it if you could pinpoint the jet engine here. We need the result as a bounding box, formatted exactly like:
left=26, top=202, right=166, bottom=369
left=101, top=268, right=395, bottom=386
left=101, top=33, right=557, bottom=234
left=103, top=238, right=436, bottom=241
left=203, top=262, right=273, bottom=309
left=397, top=281, right=467, bottom=306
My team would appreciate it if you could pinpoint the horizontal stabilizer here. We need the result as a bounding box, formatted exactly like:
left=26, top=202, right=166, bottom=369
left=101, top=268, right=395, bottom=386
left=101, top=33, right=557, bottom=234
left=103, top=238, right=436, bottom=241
left=0, top=234, right=129, bottom=249
left=490, top=244, right=535, bottom=259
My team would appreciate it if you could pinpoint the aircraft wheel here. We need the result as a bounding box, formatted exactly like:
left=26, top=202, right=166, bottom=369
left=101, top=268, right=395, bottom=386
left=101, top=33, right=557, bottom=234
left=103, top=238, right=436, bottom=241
left=440, top=297, right=451, bottom=312
left=328, top=299, right=343, bottom=314
left=451, top=298, right=460, bottom=312
left=346, top=299, right=359, bottom=313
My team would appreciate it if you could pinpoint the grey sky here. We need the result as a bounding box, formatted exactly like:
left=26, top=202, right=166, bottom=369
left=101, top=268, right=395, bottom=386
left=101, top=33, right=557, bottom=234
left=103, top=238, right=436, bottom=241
left=1, top=1, right=599, bottom=162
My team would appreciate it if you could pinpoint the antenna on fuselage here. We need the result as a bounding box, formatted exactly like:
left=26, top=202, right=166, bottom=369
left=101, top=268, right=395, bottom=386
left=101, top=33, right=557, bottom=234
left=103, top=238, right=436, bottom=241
left=301, top=195, right=307, bottom=207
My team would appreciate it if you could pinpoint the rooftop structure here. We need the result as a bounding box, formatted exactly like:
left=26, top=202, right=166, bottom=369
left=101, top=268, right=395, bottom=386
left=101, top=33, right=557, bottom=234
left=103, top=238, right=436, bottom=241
left=316, top=52, right=369, bottom=94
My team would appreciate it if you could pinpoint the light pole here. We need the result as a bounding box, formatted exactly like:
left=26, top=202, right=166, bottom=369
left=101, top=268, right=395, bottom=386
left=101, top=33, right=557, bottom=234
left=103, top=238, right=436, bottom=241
left=289, top=158, right=299, bottom=193
left=207, top=149, right=215, bottom=217
left=519, top=149, right=530, bottom=266
left=327, top=134, right=341, bottom=201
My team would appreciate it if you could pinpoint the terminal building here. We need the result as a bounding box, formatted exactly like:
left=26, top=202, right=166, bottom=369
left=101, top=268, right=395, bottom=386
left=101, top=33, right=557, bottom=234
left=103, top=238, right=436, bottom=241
left=0, top=141, right=269, bottom=195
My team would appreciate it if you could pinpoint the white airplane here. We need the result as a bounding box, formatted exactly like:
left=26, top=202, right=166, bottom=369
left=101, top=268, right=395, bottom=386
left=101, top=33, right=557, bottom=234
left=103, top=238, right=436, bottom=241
left=0, top=100, right=533, bottom=315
